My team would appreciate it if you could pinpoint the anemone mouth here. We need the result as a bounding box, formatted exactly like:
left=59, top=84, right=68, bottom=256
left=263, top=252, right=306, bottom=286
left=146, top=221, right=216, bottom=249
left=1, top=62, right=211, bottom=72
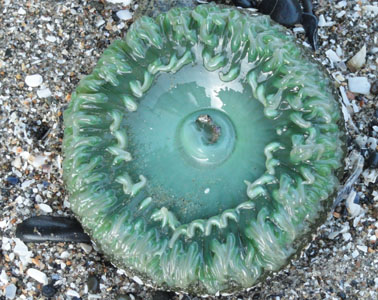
left=63, top=4, right=345, bottom=294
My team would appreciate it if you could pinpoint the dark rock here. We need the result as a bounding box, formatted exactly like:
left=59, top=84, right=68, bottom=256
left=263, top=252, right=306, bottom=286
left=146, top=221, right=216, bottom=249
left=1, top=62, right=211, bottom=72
left=5, top=48, right=12, bottom=57
left=91, top=1, right=104, bottom=13
left=350, top=279, right=358, bottom=287
left=16, top=216, right=91, bottom=243
left=353, top=193, right=360, bottom=204
left=65, top=39, right=74, bottom=49
left=72, top=297, right=81, bottom=300
left=232, top=0, right=258, bottom=8
left=370, top=80, right=378, bottom=95
left=367, top=151, right=378, bottom=169
left=337, top=291, right=347, bottom=300
left=42, top=284, right=57, bottom=298
left=367, top=279, right=375, bottom=287
left=116, top=295, right=131, bottom=300
left=32, top=122, right=50, bottom=140
left=152, top=291, right=176, bottom=300
left=87, top=275, right=99, bottom=293
left=112, top=11, right=120, bottom=22
left=6, top=176, right=19, bottom=185
left=259, top=0, right=302, bottom=26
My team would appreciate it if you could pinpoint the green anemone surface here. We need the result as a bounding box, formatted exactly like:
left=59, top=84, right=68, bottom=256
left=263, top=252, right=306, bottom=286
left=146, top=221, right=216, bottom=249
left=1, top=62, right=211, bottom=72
left=63, top=3, right=345, bottom=294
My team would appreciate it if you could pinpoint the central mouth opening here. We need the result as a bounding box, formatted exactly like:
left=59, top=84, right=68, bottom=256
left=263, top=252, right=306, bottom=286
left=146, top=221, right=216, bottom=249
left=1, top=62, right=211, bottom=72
left=195, top=114, right=221, bottom=145
left=178, top=108, right=236, bottom=167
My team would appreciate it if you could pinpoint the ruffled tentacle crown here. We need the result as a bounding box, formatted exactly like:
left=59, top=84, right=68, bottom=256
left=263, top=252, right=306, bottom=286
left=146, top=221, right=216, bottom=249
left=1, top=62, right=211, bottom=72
left=63, top=4, right=345, bottom=294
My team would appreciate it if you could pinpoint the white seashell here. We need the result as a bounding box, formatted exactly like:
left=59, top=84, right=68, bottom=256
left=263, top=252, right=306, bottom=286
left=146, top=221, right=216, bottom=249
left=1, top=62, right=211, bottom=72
left=347, top=45, right=366, bottom=72
left=25, top=74, right=43, bottom=87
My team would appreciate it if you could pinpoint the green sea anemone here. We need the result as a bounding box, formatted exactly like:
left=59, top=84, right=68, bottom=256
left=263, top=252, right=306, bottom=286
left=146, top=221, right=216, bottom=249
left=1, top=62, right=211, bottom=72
left=63, top=3, right=345, bottom=294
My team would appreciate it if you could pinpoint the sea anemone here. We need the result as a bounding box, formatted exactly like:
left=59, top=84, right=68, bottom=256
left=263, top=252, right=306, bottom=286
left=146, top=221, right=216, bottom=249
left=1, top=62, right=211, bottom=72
left=63, top=3, right=345, bottom=294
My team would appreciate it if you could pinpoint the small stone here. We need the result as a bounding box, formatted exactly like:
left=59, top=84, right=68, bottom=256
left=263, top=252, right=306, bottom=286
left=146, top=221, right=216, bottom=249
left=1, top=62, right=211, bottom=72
left=346, top=190, right=362, bottom=218
left=5, top=284, right=17, bottom=299
left=151, top=291, right=176, bottom=300
left=335, top=1, right=347, bottom=8
left=342, top=232, right=352, bottom=241
left=46, top=35, right=57, bottom=43
left=363, top=5, right=378, bottom=14
left=92, top=1, right=104, bottom=12
left=336, top=10, right=346, bottom=18
left=6, top=176, right=19, bottom=185
left=367, top=152, right=378, bottom=169
left=370, top=80, right=378, bottom=95
left=79, top=243, right=92, bottom=254
left=37, top=88, right=52, bottom=98
left=337, top=291, right=346, bottom=300
left=87, top=275, right=99, bottom=293
left=325, top=49, right=341, bottom=67
left=18, top=7, right=26, bottom=15
left=348, top=77, right=371, bottom=95
left=14, top=238, right=32, bottom=266
left=347, top=45, right=366, bottom=72
left=0, top=270, right=9, bottom=284
left=27, top=268, right=48, bottom=285
left=25, top=74, right=43, bottom=87
left=60, top=251, right=70, bottom=259
left=116, top=295, right=131, bottom=300
left=16, top=216, right=91, bottom=243
left=318, top=14, right=334, bottom=27
left=106, top=0, right=132, bottom=5
left=357, top=245, right=368, bottom=253
left=66, top=289, right=80, bottom=297
left=5, top=48, right=12, bottom=57
left=112, top=11, right=120, bottom=22
left=351, top=249, right=359, bottom=258
left=132, top=276, right=143, bottom=285
left=42, top=284, right=57, bottom=297
left=96, top=18, right=105, bottom=28
left=116, top=10, right=133, bottom=21
left=38, top=203, right=52, bottom=213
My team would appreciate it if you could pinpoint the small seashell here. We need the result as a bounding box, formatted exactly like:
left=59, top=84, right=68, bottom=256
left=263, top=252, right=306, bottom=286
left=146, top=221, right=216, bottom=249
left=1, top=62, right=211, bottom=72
left=25, top=74, right=43, bottom=87
left=347, top=45, right=366, bottom=72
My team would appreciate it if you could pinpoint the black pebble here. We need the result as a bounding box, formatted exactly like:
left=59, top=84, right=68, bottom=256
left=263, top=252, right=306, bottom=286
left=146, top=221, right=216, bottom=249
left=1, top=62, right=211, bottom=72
left=337, top=291, right=347, bottom=300
left=87, top=275, right=99, bottom=293
left=5, top=48, right=12, bottom=57
left=6, top=176, right=19, bottom=185
left=367, top=279, right=375, bottom=287
left=350, top=279, right=358, bottom=287
left=72, top=297, right=81, bottom=300
left=112, top=11, right=120, bottom=22
left=32, top=122, right=50, bottom=141
left=116, top=295, right=131, bottom=300
left=367, top=151, right=378, bottom=169
left=42, top=284, right=57, bottom=297
left=16, top=216, right=91, bottom=243
left=152, top=291, right=176, bottom=300
left=370, top=80, right=378, bottom=95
